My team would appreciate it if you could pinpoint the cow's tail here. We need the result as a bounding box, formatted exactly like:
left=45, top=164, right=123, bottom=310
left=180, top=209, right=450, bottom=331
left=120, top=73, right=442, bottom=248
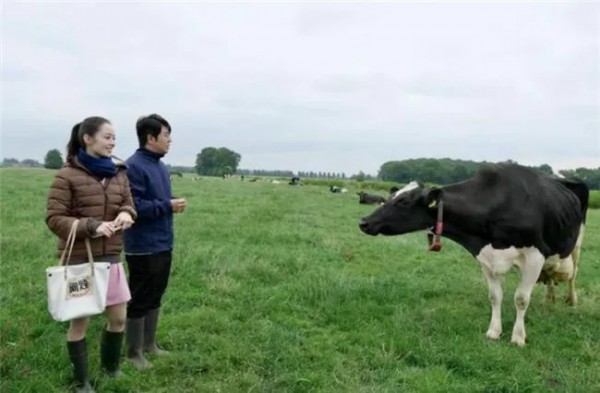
left=557, top=178, right=588, bottom=306
left=559, top=178, right=589, bottom=224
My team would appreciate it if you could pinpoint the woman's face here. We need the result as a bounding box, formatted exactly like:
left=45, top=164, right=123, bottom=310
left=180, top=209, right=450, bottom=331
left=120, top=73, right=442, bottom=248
left=84, top=123, right=116, bottom=158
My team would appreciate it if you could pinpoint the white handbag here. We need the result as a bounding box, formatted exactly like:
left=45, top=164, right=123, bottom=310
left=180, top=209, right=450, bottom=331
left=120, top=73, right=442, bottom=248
left=46, top=220, right=111, bottom=322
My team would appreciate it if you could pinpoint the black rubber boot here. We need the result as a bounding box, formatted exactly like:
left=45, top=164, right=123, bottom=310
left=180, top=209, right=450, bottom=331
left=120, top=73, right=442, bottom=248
left=67, top=339, right=95, bottom=393
left=101, top=330, right=124, bottom=377
left=144, top=308, right=170, bottom=355
left=126, top=318, right=150, bottom=369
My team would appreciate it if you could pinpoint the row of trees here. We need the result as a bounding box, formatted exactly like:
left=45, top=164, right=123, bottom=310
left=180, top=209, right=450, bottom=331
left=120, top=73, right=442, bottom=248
left=192, top=148, right=376, bottom=179
left=2, top=150, right=64, bottom=169
left=297, top=171, right=348, bottom=179
left=166, top=165, right=196, bottom=174
left=237, top=169, right=295, bottom=177
left=234, top=170, right=352, bottom=179
left=378, top=158, right=553, bottom=184
left=3, top=147, right=245, bottom=176
left=5, top=148, right=600, bottom=190
left=378, top=158, right=599, bottom=189
left=193, top=150, right=600, bottom=190
left=558, top=168, right=600, bottom=190
left=2, top=158, right=44, bottom=168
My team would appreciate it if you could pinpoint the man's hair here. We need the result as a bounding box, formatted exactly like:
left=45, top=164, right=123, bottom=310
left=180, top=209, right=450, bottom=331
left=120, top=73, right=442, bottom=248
left=136, top=114, right=171, bottom=147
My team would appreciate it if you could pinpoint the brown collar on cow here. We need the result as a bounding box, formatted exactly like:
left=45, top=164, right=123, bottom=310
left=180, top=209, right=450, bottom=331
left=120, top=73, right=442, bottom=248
left=427, top=199, right=444, bottom=252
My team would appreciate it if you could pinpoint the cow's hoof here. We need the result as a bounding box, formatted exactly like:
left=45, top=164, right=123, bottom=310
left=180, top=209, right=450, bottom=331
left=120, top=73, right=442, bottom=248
left=510, top=335, right=526, bottom=347
left=565, top=296, right=577, bottom=307
left=485, top=330, right=501, bottom=341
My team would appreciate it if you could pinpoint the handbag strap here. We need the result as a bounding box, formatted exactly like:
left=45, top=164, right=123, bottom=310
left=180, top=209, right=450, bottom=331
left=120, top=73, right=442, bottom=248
left=85, top=238, right=95, bottom=263
left=58, top=220, right=97, bottom=278
left=84, top=237, right=96, bottom=277
left=58, top=220, right=79, bottom=266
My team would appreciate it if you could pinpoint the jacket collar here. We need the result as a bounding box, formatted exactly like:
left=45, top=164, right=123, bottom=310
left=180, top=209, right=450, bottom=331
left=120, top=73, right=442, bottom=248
left=137, top=147, right=164, bottom=162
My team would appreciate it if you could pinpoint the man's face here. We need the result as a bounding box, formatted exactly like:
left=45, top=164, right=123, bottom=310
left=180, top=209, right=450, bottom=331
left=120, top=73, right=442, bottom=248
left=148, top=126, right=171, bottom=155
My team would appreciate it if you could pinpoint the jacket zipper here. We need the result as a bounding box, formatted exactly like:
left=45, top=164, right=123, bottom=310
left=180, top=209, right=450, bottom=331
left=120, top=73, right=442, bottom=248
left=102, top=178, right=110, bottom=255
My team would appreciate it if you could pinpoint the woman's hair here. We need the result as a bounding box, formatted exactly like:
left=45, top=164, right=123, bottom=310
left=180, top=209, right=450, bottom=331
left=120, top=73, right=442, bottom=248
left=136, top=114, right=171, bottom=147
left=66, top=116, right=111, bottom=158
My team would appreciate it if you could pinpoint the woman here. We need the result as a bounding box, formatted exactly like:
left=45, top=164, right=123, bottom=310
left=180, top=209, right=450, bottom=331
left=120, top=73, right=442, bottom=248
left=46, top=116, right=137, bottom=393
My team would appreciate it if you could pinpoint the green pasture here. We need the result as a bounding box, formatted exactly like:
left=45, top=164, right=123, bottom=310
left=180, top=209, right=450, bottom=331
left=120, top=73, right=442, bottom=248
left=1, top=168, right=599, bottom=392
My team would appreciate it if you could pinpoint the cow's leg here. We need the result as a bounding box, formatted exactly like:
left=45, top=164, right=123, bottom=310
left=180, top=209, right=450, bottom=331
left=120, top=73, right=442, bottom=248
left=566, top=275, right=577, bottom=306
left=559, top=255, right=577, bottom=306
left=566, top=225, right=585, bottom=306
left=545, top=279, right=556, bottom=303
left=512, top=249, right=545, bottom=346
left=480, top=264, right=503, bottom=340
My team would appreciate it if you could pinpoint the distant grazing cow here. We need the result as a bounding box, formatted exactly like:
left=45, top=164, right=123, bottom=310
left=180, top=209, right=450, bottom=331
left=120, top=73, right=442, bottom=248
left=359, top=164, right=588, bottom=346
left=330, top=185, right=347, bottom=193
left=169, top=171, right=183, bottom=181
left=289, top=176, right=300, bottom=186
left=357, top=191, right=386, bottom=205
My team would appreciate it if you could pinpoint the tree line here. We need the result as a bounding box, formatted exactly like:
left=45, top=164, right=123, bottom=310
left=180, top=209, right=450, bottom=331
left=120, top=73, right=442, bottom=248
left=235, top=170, right=350, bottom=179
left=2, top=150, right=64, bottom=169
left=557, top=168, right=600, bottom=190
left=5, top=148, right=600, bottom=190
left=2, top=158, right=44, bottom=168
left=378, top=158, right=599, bottom=189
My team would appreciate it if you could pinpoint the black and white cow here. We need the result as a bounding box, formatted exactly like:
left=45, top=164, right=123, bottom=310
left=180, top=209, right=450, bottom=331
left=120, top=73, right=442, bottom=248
left=357, top=191, right=386, bottom=205
left=330, top=185, right=348, bottom=193
left=359, top=164, right=588, bottom=346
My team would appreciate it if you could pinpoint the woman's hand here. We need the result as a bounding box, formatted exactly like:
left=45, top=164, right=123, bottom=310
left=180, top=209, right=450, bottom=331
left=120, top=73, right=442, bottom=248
left=95, top=222, right=119, bottom=238
left=113, top=212, right=134, bottom=230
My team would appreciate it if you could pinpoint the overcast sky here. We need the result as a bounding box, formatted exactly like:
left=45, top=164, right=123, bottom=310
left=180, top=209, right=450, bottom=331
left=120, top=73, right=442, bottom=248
left=2, top=1, right=599, bottom=175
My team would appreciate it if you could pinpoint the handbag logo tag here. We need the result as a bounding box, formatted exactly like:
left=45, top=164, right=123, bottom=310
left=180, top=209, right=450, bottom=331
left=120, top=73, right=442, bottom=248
left=67, top=276, right=93, bottom=299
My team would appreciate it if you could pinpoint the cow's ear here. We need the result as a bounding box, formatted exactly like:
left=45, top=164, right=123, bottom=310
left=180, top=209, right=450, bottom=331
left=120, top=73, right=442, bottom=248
left=422, top=187, right=443, bottom=208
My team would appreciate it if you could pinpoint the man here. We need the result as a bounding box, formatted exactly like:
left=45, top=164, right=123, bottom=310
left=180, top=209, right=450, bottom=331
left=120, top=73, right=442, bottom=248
left=123, top=114, right=186, bottom=369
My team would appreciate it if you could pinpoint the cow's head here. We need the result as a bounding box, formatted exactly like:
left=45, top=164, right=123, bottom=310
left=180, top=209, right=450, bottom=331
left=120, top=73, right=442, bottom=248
left=359, top=181, right=442, bottom=236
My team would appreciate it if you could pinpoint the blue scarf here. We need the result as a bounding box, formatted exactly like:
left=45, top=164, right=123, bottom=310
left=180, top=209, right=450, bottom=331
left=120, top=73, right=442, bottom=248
left=76, top=149, right=117, bottom=178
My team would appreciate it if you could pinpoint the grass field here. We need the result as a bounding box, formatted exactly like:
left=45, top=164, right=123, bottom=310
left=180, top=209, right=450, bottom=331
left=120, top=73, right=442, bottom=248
left=1, top=168, right=599, bottom=393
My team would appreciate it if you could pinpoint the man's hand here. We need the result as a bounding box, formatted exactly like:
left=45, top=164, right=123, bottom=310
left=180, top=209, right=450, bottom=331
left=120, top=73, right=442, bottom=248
left=171, top=198, right=187, bottom=213
left=113, top=212, right=134, bottom=230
